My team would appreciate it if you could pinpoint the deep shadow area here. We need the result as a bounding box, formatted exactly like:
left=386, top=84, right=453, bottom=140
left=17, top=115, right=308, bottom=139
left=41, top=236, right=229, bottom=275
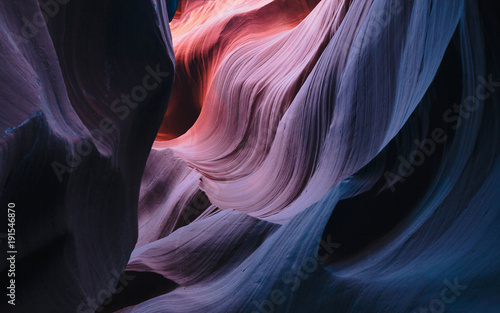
left=320, top=27, right=464, bottom=263
left=97, top=271, right=178, bottom=313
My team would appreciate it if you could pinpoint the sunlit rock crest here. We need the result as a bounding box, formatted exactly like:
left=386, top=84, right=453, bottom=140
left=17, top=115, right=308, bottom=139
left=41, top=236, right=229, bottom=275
left=1, top=0, right=499, bottom=312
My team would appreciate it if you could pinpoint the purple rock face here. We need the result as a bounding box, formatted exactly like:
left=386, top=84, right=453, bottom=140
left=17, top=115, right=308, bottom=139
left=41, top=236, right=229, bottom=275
left=0, top=0, right=174, bottom=312
left=1, top=0, right=500, bottom=312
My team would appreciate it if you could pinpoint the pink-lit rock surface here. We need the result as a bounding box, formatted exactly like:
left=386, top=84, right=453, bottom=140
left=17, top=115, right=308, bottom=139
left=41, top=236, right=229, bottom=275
left=1, top=0, right=500, bottom=312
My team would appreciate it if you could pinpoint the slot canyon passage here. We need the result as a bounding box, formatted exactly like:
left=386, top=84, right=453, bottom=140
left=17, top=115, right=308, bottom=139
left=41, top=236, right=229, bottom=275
left=1, top=0, right=500, bottom=312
